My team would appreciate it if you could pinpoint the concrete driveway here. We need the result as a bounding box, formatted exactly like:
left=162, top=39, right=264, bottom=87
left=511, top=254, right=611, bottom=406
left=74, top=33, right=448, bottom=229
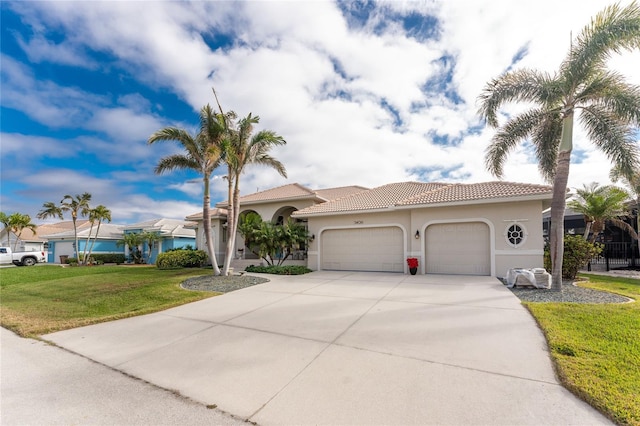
left=44, top=272, right=610, bottom=425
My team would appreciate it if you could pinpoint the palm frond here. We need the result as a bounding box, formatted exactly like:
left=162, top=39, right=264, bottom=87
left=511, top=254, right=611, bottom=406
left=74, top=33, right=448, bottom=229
left=563, top=2, right=640, bottom=83
left=484, top=109, right=545, bottom=178
left=477, top=69, right=560, bottom=127
left=577, top=72, right=640, bottom=125
left=154, top=154, right=201, bottom=175
left=531, top=112, right=562, bottom=182
left=579, top=106, right=640, bottom=177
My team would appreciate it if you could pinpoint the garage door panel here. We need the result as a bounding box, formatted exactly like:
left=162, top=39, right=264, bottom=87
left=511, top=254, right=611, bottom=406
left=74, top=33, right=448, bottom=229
left=321, top=227, right=404, bottom=272
left=426, top=222, right=490, bottom=276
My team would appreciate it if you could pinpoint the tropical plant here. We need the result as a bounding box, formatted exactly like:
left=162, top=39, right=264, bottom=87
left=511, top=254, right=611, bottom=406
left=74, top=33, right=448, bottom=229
left=237, top=214, right=309, bottom=266
left=544, top=235, right=603, bottom=279
left=37, top=193, right=92, bottom=260
left=478, top=2, right=640, bottom=290
left=148, top=104, right=230, bottom=275
left=117, top=232, right=145, bottom=264
left=610, top=165, right=640, bottom=254
left=82, top=205, right=112, bottom=265
left=0, top=213, right=37, bottom=250
left=0, top=212, right=10, bottom=246
left=218, top=109, right=287, bottom=275
left=140, top=231, right=162, bottom=264
left=156, top=249, right=208, bottom=269
left=567, top=182, right=637, bottom=242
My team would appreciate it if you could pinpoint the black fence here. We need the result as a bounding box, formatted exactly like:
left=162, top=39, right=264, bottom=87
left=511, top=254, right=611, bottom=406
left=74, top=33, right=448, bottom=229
left=588, top=242, right=640, bottom=271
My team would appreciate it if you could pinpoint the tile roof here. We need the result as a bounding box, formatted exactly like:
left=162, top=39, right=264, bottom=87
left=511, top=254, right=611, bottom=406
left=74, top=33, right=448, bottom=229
left=47, top=223, right=126, bottom=240
left=185, top=208, right=228, bottom=221
left=293, top=181, right=553, bottom=216
left=124, top=218, right=196, bottom=237
left=398, top=181, right=554, bottom=206
left=6, top=220, right=92, bottom=242
left=315, top=185, right=369, bottom=201
left=216, top=183, right=317, bottom=207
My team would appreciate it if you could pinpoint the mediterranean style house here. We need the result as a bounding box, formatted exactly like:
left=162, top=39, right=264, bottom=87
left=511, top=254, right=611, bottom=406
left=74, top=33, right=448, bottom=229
left=187, top=181, right=554, bottom=276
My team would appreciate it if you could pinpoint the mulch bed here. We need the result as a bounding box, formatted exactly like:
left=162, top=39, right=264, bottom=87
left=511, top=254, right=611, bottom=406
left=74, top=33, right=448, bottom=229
left=181, top=274, right=269, bottom=293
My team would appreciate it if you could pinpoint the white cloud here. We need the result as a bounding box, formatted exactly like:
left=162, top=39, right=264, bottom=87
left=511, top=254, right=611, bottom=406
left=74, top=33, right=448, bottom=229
left=3, top=0, right=639, bottom=224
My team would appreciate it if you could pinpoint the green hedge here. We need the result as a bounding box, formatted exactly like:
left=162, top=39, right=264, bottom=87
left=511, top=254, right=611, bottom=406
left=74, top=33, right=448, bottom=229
left=64, top=254, right=126, bottom=265
left=244, top=265, right=312, bottom=275
left=156, top=250, right=208, bottom=269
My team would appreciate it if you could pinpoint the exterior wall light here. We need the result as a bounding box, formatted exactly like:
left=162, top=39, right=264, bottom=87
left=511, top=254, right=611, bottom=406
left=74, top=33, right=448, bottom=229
left=415, top=230, right=420, bottom=239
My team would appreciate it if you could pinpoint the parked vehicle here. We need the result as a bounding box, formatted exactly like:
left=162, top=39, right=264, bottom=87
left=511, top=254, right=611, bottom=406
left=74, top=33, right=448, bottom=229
left=0, top=247, right=47, bottom=266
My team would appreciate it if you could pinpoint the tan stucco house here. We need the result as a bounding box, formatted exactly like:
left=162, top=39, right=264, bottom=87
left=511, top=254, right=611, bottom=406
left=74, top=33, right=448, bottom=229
left=187, top=181, right=553, bottom=276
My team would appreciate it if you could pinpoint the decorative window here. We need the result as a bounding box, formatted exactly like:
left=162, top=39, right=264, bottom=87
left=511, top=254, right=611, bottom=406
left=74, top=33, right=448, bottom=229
left=505, top=223, right=527, bottom=247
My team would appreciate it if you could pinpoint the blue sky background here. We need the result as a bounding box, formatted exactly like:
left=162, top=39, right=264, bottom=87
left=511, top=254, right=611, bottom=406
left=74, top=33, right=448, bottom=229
left=2, top=0, right=638, bottom=224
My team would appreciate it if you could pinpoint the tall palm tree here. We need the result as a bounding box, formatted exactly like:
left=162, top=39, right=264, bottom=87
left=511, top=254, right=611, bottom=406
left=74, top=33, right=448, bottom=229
left=5, top=213, right=37, bottom=251
left=38, top=193, right=92, bottom=260
left=84, top=205, right=112, bottom=265
left=148, top=104, right=227, bottom=275
left=478, top=2, right=640, bottom=289
left=221, top=113, right=287, bottom=275
left=567, top=182, right=637, bottom=242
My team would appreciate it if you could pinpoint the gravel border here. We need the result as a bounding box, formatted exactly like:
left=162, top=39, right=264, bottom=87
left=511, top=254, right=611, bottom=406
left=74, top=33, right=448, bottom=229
left=504, top=279, right=632, bottom=304
left=181, top=274, right=269, bottom=293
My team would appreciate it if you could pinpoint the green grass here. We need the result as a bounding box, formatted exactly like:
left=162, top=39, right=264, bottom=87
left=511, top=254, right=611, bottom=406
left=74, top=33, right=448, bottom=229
left=0, top=265, right=219, bottom=337
left=525, top=274, right=640, bottom=426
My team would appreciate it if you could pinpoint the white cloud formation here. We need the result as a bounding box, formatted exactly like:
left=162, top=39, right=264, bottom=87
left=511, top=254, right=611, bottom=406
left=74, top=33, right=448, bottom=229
left=2, top=0, right=639, bottom=224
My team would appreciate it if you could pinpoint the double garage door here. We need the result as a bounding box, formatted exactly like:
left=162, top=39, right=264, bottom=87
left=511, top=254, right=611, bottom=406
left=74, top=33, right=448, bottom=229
left=321, top=227, right=404, bottom=272
left=320, top=222, right=490, bottom=275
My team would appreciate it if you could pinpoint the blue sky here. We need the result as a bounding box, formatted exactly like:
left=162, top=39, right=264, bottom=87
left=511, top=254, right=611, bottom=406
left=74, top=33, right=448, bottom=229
left=1, top=0, right=638, bottom=224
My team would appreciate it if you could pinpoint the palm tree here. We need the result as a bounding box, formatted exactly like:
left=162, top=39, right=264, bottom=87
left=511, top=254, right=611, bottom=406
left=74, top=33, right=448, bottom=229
left=567, top=182, right=637, bottom=242
left=478, top=2, right=640, bottom=289
left=148, top=104, right=227, bottom=275
left=611, top=165, right=640, bottom=255
left=83, top=205, right=112, bottom=265
left=117, top=232, right=145, bottom=263
left=4, top=213, right=37, bottom=251
left=0, top=212, right=11, bottom=247
left=38, top=194, right=92, bottom=260
left=140, top=231, right=162, bottom=264
left=221, top=113, right=287, bottom=275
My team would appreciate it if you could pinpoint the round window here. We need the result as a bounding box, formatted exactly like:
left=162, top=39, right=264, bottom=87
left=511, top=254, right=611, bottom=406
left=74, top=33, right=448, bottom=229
left=506, top=223, right=526, bottom=247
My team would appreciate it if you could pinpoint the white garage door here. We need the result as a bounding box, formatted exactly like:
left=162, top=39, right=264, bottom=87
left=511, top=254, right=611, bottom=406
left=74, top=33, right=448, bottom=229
left=425, top=222, right=490, bottom=275
left=54, top=241, right=75, bottom=262
left=321, top=227, right=404, bottom=272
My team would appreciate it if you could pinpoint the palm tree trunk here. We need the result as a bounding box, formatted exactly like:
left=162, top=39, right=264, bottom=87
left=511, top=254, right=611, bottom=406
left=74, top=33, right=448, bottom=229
left=72, top=215, right=80, bottom=261
left=222, top=169, right=235, bottom=275
left=582, top=222, right=592, bottom=240
left=550, top=114, right=574, bottom=290
left=82, top=222, right=95, bottom=265
left=203, top=175, right=221, bottom=275
left=86, top=220, right=101, bottom=262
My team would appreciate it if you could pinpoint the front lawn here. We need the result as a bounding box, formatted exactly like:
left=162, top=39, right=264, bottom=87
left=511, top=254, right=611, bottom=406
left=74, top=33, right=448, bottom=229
left=525, top=274, right=640, bottom=426
left=0, top=265, right=218, bottom=337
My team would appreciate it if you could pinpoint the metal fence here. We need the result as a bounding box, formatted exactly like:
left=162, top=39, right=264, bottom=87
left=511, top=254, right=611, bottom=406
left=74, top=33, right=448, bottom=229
left=588, top=242, right=639, bottom=271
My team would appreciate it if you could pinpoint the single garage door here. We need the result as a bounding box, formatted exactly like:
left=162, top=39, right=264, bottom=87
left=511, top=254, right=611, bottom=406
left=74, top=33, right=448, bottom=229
left=425, top=222, right=490, bottom=275
left=54, top=241, right=75, bottom=263
left=321, top=227, right=404, bottom=272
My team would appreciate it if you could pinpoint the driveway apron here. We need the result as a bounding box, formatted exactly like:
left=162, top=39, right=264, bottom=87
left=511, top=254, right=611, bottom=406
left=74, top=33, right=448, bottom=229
left=44, top=272, right=611, bottom=425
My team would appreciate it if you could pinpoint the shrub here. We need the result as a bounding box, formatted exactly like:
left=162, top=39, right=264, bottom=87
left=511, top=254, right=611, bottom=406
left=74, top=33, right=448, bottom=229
left=156, top=250, right=208, bottom=269
left=91, top=253, right=126, bottom=264
left=544, top=235, right=603, bottom=279
left=244, top=265, right=312, bottom=275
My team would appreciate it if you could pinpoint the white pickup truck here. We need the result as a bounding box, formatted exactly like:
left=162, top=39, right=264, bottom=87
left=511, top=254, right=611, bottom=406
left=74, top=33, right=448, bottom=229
left=0, top=247, right=47, bottom=266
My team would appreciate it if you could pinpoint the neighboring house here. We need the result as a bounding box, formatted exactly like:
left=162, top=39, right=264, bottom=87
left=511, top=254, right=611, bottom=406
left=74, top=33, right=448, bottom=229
left=123, top=218, right=197, bottom=264
left=0, top=220, right=91, bottom=260
left=542, top=207, right=638, bottom=244
left=188, top=181, right=553, bottom=276
left=46, top=223, right=125, bottom=263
